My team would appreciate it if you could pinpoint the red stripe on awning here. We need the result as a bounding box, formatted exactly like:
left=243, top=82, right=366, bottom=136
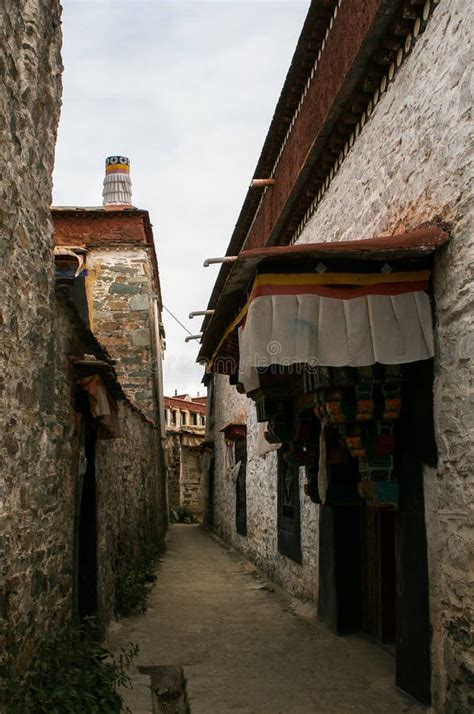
left=252, top=281, right=430, bottom=300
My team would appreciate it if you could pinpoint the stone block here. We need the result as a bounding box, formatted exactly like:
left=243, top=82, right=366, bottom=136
left=136, top=390, right=154, bottom=401
left=108, top=283, right=141, bottom=296
left=129, top=294, right=150, bottom=311
left=106, top=264, right=136, bottom=274
left=131, top=329, right=151, bottom=347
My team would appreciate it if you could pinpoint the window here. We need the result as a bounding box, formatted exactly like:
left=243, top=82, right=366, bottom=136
left=277, top=449, right=301, bottom=563
left=234, top=438, right=247, bottom=537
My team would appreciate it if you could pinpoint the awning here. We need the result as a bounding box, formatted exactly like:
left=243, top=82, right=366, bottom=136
left=220, top=423, right=247, bottom=442
left=78, top=373, right=121, bottom=439
left=238, top=269, right=433, bottom=392
left=200, top=226, right=449, bottom=390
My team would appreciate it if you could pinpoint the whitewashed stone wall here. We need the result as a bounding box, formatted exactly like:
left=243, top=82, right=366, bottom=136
left=210, top=0, right=471, bottom=706
left=296, top=1, right=472, bottom=710
left=212, top=374, right=319, bottom=601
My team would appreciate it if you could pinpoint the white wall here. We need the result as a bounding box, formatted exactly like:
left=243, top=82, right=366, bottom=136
left=210, top=2, right=472, bottom=707
left=295, top=2, right=472, bottom=709
left=212, top=374, right=319, bottom=601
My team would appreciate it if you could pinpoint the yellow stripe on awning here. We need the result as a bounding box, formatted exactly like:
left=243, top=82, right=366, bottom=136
left=253, top=271, right=431, bottom=288
left=209, top=300, right=249, bottom=368
left=209, top=269, right=431, bottom=368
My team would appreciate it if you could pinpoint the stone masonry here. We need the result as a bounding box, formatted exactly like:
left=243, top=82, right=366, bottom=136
left=53, top=208, right=164, bottom=421
left=165, top=396, right=207, bottom=520
left=95, top=400, right=167, bottom=625
left=210, top=376, right=318, bottom=602
left=206, top=1, right=472, bottom=709
left=0, top=0, right=63, bottom=662
left=87, top=247, right=157, bottom=418
left=1, top=2, right=168, bottom=675
left=297, top=2, right=473, bottom=709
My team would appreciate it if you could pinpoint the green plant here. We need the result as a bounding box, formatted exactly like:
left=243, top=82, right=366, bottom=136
left=0, top=620, right=138, bottom=714
left=115, top=541, right=166, bottom=618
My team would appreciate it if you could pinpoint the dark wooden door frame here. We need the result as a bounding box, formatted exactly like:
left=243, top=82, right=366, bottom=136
left=316, top=360, right=434, bottom=705
left=73, top=414, right=98, bottom=623
left=235, top=438, right=247, bottom=537
left=277, top=450, right=302, bottom=563
left=394, top=361, right=435, bottom=705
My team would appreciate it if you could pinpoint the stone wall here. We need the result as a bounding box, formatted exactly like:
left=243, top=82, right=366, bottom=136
left=166, top=433, right=205, bottom=520
left=295, top=1, right=472, bottom=709
left=0, top=0, right=63, bottom=663
left=166, top=433, right=182, bottom=511
left=211, top=375, right=318, bottom=601
left=86, top=247, right=157, bottom=419
left=95, top=402, right=167, bottom=625
left=181, top=446, right=203, bottom=518
left=1, top=280, right=168, bottom=665
left=0, top=297, right=81, bottom=667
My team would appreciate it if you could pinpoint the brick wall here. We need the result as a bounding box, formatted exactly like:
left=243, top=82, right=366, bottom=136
left=166, top=434, right=206, bottom=520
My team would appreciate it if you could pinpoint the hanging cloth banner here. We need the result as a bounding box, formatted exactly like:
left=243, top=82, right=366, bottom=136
left=237, top=270, right=434, bottom=393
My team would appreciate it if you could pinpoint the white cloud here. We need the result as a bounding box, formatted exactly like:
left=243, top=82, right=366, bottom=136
left=54, top=0, right=309, bottom=395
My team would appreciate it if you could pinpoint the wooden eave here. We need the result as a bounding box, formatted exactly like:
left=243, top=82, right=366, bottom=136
left=198, top=225, right=449, bottom=364
left=200, top=0, right=431, bottom=343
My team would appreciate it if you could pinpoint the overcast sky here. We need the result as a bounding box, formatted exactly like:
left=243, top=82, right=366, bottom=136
left=53, top=0, right=309, bottom=396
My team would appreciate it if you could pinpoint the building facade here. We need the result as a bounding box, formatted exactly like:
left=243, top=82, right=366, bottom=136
left=52, top=204, right=166, bottom=423
left=50, top=189, right=169, bottom=629
left=1, top=0, right=65, bottom=667
left=199, top=1, right=472, bottom=711
left=0, top=0, right=168, bottom=676
left=164, top=395, right=207, bottom=520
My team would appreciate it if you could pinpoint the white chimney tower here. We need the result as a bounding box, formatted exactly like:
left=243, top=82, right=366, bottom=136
left=102, top=156, right=132, bottom=206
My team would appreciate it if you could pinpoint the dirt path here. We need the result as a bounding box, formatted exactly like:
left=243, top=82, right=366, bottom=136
left=109, top=525, right=423, bottom=713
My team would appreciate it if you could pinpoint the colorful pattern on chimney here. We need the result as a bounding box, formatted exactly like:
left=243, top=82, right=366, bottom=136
left=103, top=155, right=132, bottom=206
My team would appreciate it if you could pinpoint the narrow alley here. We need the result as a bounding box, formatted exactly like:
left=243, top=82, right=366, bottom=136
left=2, top=1, right=473, bottom=712
left=110, top=525, right=422, bottom=714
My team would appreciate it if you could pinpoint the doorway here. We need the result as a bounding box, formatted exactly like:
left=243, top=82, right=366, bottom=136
left=235, top=437, right=247, bottom=537
left=74, top=414, right=98, bottom=622
left=316, top=360, right=434, bottom=704
left=207, top=455, right=215, bottom=529
left=277, top=449, right=301, bottom=563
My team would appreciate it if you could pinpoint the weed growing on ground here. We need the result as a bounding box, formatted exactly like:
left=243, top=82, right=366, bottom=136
left=115, top=541, right=166, bottom=617
left=0, top=619, right=138, bottom=713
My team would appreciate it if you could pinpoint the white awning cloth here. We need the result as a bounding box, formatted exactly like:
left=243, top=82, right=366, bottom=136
left=238, top=291, right=434, bottom=393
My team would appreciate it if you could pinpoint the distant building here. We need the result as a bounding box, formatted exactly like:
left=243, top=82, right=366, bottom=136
left=164, top=394, right=207, bottom=520
left=52, top=201, right=166, bottom=422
